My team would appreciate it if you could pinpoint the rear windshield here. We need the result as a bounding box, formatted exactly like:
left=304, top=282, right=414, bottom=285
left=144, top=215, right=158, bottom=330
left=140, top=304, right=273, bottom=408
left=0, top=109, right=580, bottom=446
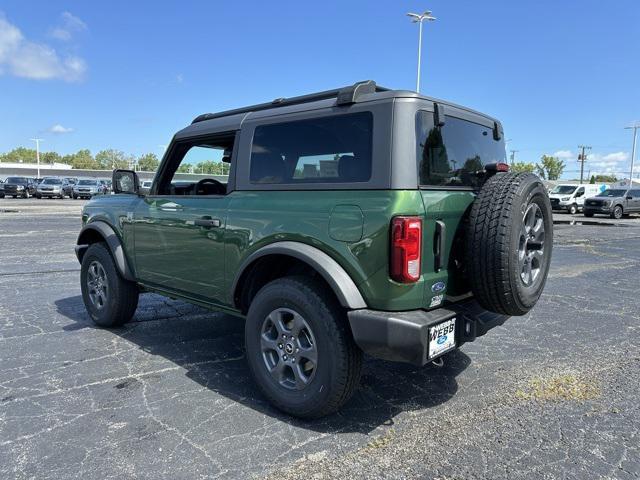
left=599, top=189, right=626, bottom=197
left=550, top=185, right=577, bottom=194
left=249, top=112, right=373, bottom=185
left=416, top=112, right=506, bottom=189
left=6, top=177, right=29, bottom=183
left=78, top=179, right=97, bottom=185
left=42, top=178, right=63, bottom=185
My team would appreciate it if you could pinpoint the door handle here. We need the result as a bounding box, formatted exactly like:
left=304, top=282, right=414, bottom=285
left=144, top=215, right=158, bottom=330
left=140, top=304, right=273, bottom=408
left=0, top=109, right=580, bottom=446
left=194, top=218, right=221, bottom=228
left=434, top=220, right=446, bottom=273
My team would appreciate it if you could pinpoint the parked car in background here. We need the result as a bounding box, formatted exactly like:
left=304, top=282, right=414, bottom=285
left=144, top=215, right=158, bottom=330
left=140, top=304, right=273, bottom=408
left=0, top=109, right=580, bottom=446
left=3, top=176, right=37, bottom=198
left=34, top=178, right=44, bottom=185
left=140, top=180, right=153, bottom=195
left=36, top=177, right=69, bottom=199
left=0, top=179, right=4, bottom=198
left=548, top=184, right=601, bottom=214
left=98, top=179, right=111, bottom=194
left=584, top=188, right=640, bottom=219
left=73, top=179, right=102, bottom=199
left=63, top=177, right=78, bottom=197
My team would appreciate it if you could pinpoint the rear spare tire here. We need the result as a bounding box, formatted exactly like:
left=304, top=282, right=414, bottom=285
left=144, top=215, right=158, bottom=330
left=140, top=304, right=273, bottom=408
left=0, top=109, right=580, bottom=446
left=466, top=173, right=553, bottom=316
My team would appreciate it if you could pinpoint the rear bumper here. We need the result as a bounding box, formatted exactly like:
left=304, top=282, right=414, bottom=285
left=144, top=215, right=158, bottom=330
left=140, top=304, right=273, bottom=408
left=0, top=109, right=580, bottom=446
left=347, top=299, right=509, bottom=366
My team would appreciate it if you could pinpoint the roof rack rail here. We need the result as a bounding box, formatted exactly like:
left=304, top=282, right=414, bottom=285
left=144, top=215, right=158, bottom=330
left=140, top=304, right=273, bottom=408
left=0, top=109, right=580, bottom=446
left=191, top=80, right=389, bottom=124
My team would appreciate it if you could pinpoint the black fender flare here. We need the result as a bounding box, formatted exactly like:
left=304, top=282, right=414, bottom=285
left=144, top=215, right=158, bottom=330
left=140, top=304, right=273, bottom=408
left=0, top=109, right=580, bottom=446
left=75, top=221, right=135, bottom=281
left=232, top=241, right=367, bottom=310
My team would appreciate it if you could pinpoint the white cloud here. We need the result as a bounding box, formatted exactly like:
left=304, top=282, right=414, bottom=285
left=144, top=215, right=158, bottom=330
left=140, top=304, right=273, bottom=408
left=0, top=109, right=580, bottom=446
left=554, top=150, right=575, bottom=161
left=48, top=124, right=74, bottom=134
left=0, top=13, right=86, bottom=81
left=587, top=151, right=630, bottom=173
left=49, top=12, right=87, bottom=42
left=176, top=73, right=184, bottom=83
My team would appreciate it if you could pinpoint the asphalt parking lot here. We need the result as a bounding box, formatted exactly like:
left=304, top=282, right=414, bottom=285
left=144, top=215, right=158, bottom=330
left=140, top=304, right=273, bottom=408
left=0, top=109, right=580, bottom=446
left=1, top=198, right=639, bottom=480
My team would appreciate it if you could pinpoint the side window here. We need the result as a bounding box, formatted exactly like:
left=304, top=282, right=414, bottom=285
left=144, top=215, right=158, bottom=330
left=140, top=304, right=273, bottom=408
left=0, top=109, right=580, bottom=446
left=416, top=112, right=506, bottom=188
left=156, top=134, right=235, bottom=196
left=575, top=187, right=585, bottom=197
left=630, top=189, right=640, bottom=197
left=249, top=112, right=373, bottom=185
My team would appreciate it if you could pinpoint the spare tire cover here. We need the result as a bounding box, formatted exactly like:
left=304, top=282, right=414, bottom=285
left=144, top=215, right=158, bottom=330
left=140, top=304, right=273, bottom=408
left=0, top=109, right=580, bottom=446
left=466, top=172, right=553, bottom=316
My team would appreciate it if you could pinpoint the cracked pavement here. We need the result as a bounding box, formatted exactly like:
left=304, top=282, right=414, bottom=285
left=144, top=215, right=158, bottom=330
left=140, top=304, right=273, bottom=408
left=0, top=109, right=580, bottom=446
left=0, top=199, right=639, bottom=479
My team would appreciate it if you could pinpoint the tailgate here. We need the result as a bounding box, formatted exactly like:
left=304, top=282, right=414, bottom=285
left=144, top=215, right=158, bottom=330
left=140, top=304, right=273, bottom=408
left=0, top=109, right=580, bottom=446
left=420, top=190, right=475, bottom=308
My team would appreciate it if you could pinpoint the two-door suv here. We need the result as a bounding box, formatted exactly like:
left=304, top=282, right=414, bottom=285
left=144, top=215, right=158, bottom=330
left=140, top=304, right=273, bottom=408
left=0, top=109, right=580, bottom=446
left=76, top=81, right=553, bottom=418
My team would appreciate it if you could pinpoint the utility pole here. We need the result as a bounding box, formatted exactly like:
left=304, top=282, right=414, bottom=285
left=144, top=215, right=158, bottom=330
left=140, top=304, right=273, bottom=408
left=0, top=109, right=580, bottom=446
left=30, top=138, right=43, bottom=178
left=510, top=150, right=518, bottom=165
left=407, top=11, right=436, bottom=93
left=625, top=123, right=639, bottom=187
left=577, top=145, right=591, bottom=184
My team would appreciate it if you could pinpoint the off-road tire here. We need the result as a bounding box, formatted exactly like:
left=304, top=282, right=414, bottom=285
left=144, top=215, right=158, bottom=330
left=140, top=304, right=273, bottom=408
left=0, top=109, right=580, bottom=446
left=80, top=243, right=139, bottom=327
left=245, top=276, right=362, bottom=418
left=466, top=172, right=553, bottom=316
left=611, top=205, right=623, bottom=219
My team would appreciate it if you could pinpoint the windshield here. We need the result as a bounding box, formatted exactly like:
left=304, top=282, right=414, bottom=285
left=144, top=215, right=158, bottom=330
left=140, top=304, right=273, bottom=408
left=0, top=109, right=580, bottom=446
left=550, top=185, right=577, bottom=194
left=78, top=180, right=97, bottom=186
left=42, top=178, right=62, bottom=185
left=6, top=177, right=29, bottom=183
left=598, top=189, right=626, bottom=197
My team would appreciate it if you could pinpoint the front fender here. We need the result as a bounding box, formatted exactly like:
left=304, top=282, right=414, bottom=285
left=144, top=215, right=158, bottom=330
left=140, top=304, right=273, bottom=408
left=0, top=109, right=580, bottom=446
left=75, top=221, right=135, bottom=281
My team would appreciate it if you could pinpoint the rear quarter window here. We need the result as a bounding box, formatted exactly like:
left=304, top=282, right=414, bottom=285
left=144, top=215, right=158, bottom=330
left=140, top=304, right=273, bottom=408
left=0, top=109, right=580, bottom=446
left=249, top=112, right=373, bottom=185
left=416, top=112, right=506, bottom=189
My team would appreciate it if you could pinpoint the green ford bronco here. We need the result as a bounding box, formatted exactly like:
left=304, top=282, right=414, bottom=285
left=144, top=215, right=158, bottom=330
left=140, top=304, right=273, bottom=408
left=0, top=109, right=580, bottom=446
left=76, top=81, right=553, bottom=418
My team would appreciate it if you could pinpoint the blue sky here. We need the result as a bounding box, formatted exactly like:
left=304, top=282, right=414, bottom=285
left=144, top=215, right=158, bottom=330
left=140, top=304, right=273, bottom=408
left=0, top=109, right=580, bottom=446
left=1, top=0, right=639, bottom=179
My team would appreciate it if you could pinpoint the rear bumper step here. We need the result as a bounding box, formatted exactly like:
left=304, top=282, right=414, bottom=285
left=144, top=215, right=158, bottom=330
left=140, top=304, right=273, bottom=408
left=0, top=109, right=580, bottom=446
left=347, top=299, right=509, bottom=366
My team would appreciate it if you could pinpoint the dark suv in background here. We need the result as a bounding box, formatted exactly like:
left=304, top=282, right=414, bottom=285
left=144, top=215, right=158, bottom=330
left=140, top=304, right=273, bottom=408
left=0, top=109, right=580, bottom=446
left=3, top=176, right=37, bottom=198
left=584, top=188, right=640, bottom=218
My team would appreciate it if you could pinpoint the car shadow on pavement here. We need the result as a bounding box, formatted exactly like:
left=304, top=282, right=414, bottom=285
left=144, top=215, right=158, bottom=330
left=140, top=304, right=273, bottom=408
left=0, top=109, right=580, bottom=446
left=56, top=294, right=471, bottom=434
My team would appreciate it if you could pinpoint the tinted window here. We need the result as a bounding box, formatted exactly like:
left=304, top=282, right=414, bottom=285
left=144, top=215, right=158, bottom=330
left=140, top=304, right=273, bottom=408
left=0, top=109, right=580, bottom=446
left=416, top=113, right=506, bottom=188
left=250, top=112, right=373, bottom=184
left=6, top=177, right=29, bottom=183
left=551, top=185, right=577, bottom=194
left=78, top=179, right=97, bottom=185
left=629, top=189, right=640, bottom=197
left=42, top=178, right=62, bottom=185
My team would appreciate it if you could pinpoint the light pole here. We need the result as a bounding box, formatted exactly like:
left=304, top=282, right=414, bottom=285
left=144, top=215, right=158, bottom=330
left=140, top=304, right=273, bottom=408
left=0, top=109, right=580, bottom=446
left=625, top=123, right=639, bottom=187
left=407, top=10, right=436, bottom=93
left=30, top=138, right=43, bottom=178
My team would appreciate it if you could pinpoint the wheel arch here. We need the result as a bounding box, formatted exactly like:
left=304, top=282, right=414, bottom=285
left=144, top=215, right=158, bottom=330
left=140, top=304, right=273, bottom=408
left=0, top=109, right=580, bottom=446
left=232, top=241, right=367, bottom=313
left=75, top=221, right=135, bottom=281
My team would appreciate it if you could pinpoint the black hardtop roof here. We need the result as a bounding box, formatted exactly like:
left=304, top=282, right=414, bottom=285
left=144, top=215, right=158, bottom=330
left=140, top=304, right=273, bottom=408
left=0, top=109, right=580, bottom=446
left=191, top=80, right=500, bottom=126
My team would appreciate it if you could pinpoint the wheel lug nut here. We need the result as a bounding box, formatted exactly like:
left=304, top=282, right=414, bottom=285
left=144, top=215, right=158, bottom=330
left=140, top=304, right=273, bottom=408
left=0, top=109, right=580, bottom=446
left=283, top=355, right=288, bottom=360
left=278, top=343, right=283, bottom=349
left=291, top=358, right=295, bottom=363
left=290, top=336, right=294, bottom=341
left=282, top=334, right=287, bottom=339
left=296, top=348, right=299, bottom=353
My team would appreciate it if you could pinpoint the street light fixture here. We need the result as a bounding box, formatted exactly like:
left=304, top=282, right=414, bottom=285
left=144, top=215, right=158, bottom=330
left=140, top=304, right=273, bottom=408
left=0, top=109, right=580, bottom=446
left=407, top=10, right=436, bottom=93
left=625, top=122, right=639, bottom=187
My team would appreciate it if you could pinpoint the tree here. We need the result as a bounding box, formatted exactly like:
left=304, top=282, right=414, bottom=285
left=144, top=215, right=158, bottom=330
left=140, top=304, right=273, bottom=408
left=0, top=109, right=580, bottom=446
left=137, top=153, right=159, bottom=172
left=95, top=149, right=130, bottom=169
left=592, top=174, right=617, bottom=183
left=62, top=149, right=97, bottom=169
left=511, top=162, right=536, bottom=174
left=0, top=147, right=37, bottom=163
left=535, top=155, right=565, bottom=180
left=41, top=151, right=61, bottom=165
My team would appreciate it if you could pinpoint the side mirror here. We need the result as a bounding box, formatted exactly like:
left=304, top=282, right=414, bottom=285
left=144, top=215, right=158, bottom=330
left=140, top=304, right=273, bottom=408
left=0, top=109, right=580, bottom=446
left=112, top=169, right=140, bottom=195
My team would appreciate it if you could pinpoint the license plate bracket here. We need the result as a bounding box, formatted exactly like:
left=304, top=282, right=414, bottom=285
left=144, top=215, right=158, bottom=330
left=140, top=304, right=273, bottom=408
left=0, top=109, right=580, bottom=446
left=428, top=318, right=456, bottom=359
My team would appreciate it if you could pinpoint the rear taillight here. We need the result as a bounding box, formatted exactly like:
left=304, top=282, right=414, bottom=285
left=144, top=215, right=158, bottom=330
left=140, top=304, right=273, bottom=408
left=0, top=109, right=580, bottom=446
left=390, top=216, right=422, bottom=283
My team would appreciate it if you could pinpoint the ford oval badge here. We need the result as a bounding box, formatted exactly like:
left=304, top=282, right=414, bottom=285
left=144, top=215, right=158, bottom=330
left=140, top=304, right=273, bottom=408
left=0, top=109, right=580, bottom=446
left=437, top=335, right=447, bottom=345
left=431, top=281, right=446, bottom=293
